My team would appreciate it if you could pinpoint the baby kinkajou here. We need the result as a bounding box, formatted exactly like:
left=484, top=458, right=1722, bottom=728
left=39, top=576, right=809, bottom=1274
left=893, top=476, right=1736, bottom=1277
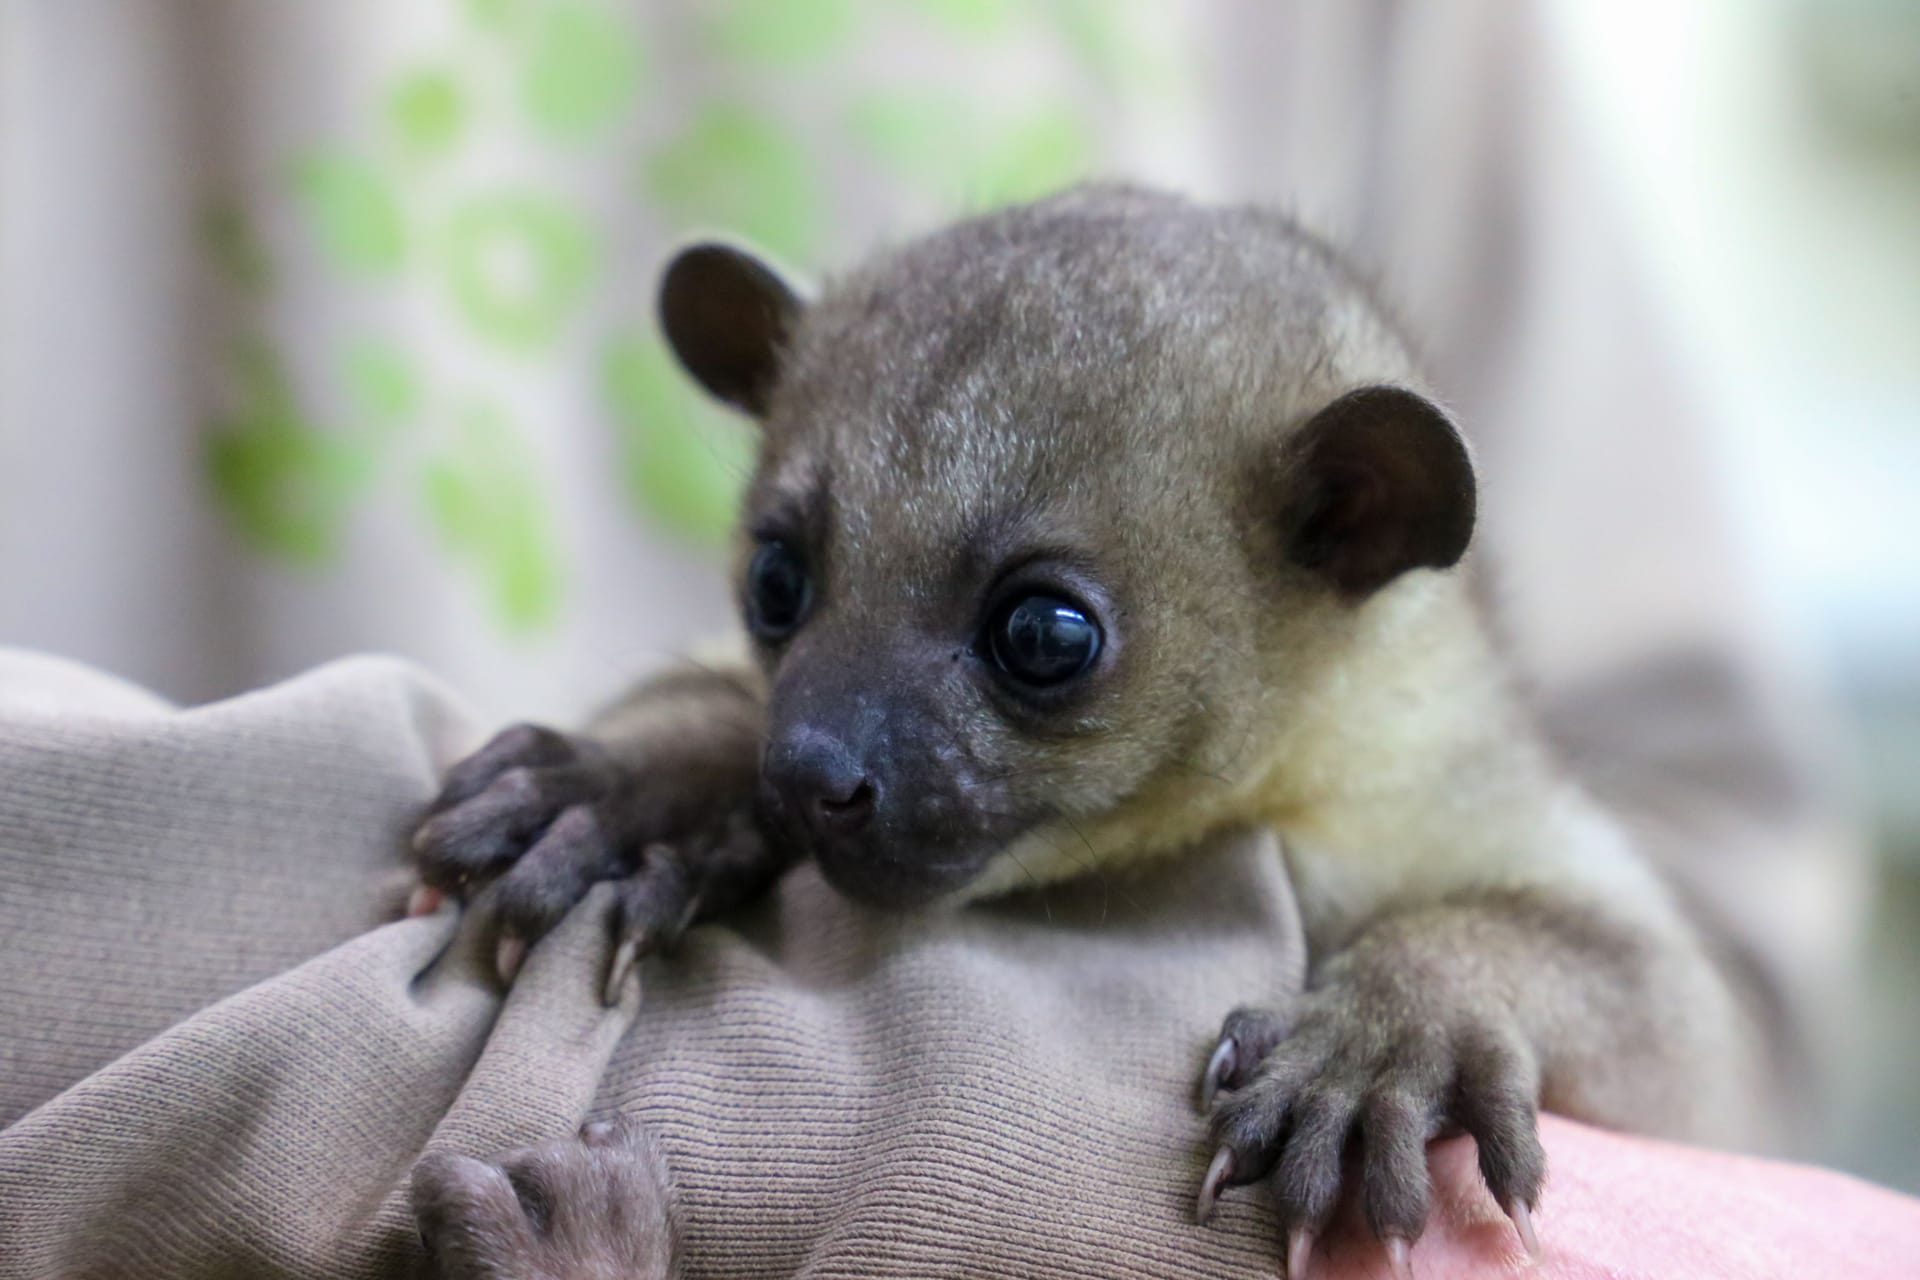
left=408, top=185, right=1765, bottom=1275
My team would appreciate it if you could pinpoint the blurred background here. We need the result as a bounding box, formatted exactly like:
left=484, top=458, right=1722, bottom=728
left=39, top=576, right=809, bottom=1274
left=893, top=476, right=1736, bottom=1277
left=2, top=1, right=1915, bottom=1188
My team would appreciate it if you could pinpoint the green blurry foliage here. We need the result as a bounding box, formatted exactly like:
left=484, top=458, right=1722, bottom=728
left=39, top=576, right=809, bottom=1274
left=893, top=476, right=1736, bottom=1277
left=850, top=93, right=1094, bottom=208
left=645, top=105, right=823, bottom=265
left=387, top=68, right=468, bottom=162
left=206, top=341, right=379, bottom=566
left=204, top=0, right=1167, bottom=635
left=907, top=0, right=1018, bottom=39
left=442, top=192, right=595, bottom=351
left=519, top=2, right=644, bottom=139
left=605, top=333, right=755, bottom=546
left=421, top=405, right=566, bottom=632
left=201, top=205, right=273, bottom=293
left=290, top=150, right=407, bottom=276
left=343, top=341, right=421, bottom=431
left=705, top=0, right=855, bottom=62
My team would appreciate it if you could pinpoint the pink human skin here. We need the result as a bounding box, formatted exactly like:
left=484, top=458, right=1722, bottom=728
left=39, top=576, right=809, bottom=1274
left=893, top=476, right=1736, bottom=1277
left=1306, top=1116, right=1920, bottom=1280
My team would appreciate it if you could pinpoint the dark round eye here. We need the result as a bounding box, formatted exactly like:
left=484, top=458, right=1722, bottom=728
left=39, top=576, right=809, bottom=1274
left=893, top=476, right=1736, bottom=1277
left=986, top=595, right=1102, bottom=687
left=745, top=540, right=811, bottom=638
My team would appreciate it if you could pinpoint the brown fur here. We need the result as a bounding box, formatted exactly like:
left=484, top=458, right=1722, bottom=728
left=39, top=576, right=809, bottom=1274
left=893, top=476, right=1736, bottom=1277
left=409, top=184, right=1767, bottom=1267
left=412, top=1120, right=677, bottom=1280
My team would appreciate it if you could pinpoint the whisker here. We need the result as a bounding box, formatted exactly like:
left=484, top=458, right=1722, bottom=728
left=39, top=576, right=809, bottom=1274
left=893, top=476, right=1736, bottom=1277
left=1001, top=843, right=1052, bottom=924
left=1058, top=811, right=1152, bottom=920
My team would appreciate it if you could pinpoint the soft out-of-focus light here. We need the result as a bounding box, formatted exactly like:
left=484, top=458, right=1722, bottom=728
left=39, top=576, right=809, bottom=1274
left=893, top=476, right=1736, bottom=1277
left=1545, top=0, right=1920, bottom=688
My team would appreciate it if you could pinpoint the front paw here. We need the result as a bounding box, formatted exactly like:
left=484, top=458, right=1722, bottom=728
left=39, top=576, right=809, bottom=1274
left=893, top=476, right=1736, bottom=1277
left=409, top=723, right=765, bottom=994
left=1195, top=995, right=1544, bottom=1276
left=410, top=1118, right=675, bottom=1279
left=411, top=724, right=622, bottom=907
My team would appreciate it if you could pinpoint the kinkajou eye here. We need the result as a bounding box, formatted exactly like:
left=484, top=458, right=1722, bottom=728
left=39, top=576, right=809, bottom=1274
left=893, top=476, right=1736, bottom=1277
left=745, top=540, right=812, bottom=639
left=985, top=594, right=1102, bottom=687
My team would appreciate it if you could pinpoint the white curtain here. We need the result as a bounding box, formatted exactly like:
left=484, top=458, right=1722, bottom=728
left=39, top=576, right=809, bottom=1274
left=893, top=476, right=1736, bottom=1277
left=2, top=0, right=1219, bottom=722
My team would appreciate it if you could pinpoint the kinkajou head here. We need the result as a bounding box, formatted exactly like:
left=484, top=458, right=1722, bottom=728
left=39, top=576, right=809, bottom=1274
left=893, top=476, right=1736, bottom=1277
left=659, top=184, right=1476, bottom=908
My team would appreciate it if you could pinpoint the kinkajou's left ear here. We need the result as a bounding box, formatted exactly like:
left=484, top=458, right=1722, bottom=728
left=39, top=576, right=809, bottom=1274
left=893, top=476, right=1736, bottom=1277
left=658, top=243, right=807, bottom=419
left=1281, top=385, right=1476, bottom=596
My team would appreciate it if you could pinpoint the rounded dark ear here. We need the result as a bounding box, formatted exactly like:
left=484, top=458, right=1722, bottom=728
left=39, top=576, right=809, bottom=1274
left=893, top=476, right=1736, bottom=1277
left=1284, top=385, right=1476, bottom=596
left=658, top=244, right=804, bottom=418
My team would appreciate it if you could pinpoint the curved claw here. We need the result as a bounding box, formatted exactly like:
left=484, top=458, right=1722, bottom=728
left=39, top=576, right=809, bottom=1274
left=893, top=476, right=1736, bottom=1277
left=1507, top=1198, right=1540, bottom=1257
left=1286, top=1226, right=1315, bottom=1279
left=1195, top=1145, right=1235, bottom=1224
left=1200, top=1036, right=1238, bottom=1111
left=496, top=935, right=528, bottom=983
left=602, top=935, right=641, bottom=1008
left=1384, top=1235, right=1413, bottom=1280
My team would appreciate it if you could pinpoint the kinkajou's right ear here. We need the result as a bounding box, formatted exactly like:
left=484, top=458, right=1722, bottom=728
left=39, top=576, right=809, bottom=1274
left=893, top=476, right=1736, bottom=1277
left=658, top=243, right=807, bottom=419
left=1279, top=385, right=1477, bottom=597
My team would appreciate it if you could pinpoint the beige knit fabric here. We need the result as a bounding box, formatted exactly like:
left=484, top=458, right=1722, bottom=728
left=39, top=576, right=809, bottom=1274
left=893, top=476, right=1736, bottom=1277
left=0, top=649, right=1307, bottom=1278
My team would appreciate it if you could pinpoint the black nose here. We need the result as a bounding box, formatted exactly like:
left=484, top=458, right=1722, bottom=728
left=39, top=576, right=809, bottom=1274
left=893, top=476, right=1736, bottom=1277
left=767, top=728, right=877, bottom=836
